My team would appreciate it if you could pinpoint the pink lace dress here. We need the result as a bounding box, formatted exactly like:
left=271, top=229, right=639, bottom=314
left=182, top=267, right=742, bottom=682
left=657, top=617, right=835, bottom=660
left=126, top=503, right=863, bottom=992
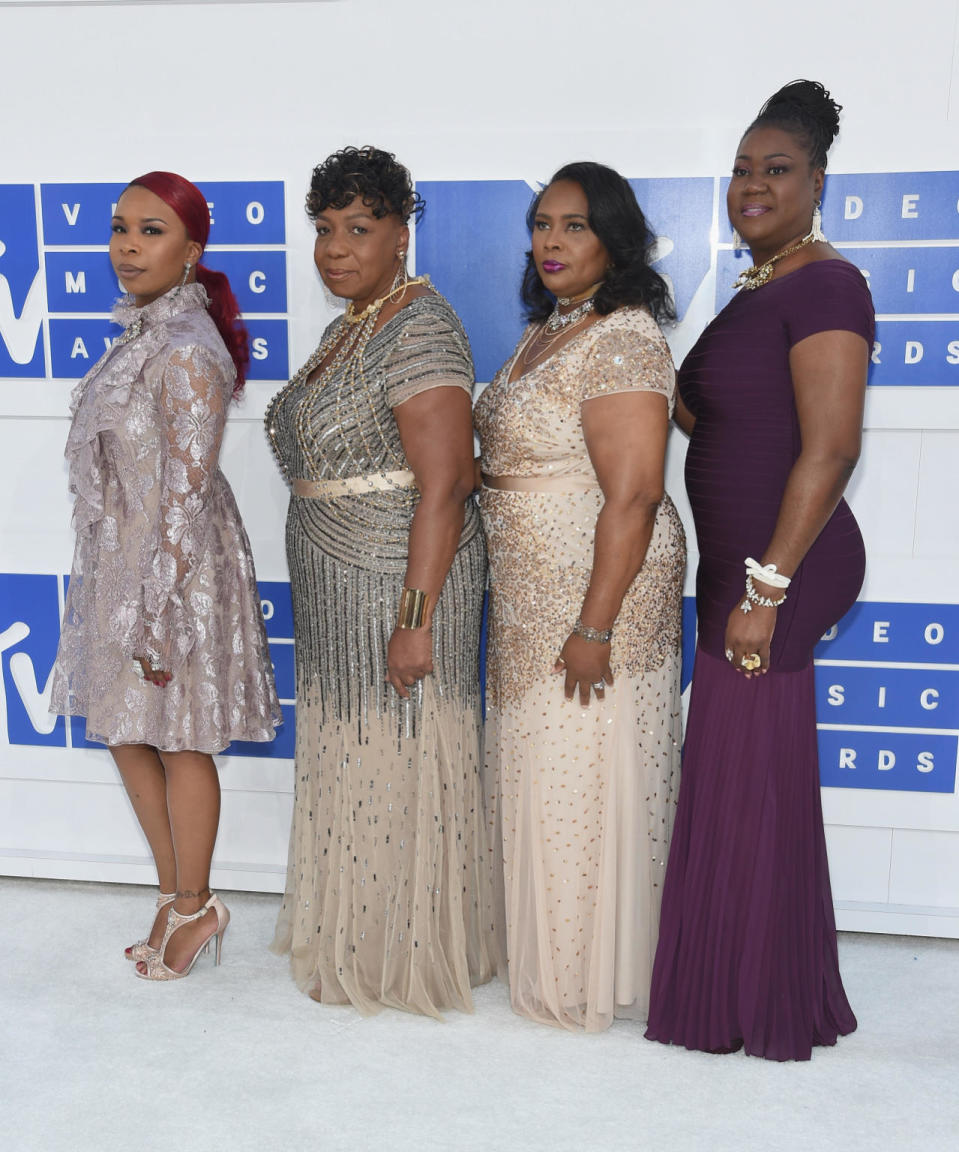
left=50, top=283, right=281, bottom=753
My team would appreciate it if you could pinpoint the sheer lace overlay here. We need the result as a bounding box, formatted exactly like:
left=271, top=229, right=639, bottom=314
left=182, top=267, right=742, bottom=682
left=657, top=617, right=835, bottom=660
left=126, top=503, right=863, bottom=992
left=50, top=284, right=282, bottom=753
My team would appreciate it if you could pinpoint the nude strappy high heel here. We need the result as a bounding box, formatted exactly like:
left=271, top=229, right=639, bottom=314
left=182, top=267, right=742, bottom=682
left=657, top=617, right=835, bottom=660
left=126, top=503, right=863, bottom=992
left=125, top=890, right=176, bottom=962
left=134, top=893, right=230, bottom=981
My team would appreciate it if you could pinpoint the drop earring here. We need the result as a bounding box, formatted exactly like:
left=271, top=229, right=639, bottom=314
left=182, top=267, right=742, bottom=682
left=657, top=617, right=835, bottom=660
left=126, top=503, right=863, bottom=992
left=176, top=261, right=192, bottom=293
left=392, top=250, right=409, bottom=293
left=810, top=200, right=826, bottom=243
left=732, top=228, right=744, bottom=253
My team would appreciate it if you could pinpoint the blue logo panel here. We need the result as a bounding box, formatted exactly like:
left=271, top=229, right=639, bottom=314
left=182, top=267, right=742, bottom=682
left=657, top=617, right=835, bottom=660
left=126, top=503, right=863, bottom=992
left=818, top=730, right=956, bottom=793
left=41, top=183, right=124, bottom=245
left=816, top=666, right=957, bottom=728
left=822, top=173, right=959, bottom=243
left=815, top=601, right=958, bottom=662
left=870, top=319, right=959, bottom=386
left=0, top=184, right=45, bottom=377
left=0, top=573, right=67, bottom=747
left=416, top=180, right=534, bottom=384
left=49, top=318, right=117, bottom=379
left=41, top=181, right=286, bottom=246
left=202, top=251, right=287, bottom=313
left=850, top=246, right=959, bottom=314
left=260, top=580, right=294, bottom=638
left=627, top=177, right=713, bottom=323
left=45, top=251, right=119, bottom=313
left=246, top=318, right=289, bottom=380
left=198, top=181, right=286, bottom=245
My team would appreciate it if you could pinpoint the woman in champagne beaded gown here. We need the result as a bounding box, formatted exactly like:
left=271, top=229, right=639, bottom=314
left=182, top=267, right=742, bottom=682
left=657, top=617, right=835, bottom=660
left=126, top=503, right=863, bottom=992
left=266, top=147, right=499, bottom=1017
left=645, top=81, right=874, bottom=1061
left=474, top=162, right=685, bottom=1032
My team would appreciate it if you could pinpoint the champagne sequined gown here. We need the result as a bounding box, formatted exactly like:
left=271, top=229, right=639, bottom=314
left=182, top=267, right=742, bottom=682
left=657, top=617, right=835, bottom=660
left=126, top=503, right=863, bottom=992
left=474, top=307, right=686, bottom=1032
left=50, top=284, right=281, bottom=752
left=267, top=294, right=500, bottom=1017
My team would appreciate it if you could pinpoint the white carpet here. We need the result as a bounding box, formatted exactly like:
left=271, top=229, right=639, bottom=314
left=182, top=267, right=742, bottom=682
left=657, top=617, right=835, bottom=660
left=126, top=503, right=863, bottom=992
left=2, top=877, right=957, bottom=1152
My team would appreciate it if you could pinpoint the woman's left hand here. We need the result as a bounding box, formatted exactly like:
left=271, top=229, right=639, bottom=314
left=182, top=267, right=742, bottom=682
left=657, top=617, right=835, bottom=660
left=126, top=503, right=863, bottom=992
left=386, top=627, right=434, bottom=699
left=553, top=633, right=613, bottom=706
left=724, top=600, right=776, bottom=678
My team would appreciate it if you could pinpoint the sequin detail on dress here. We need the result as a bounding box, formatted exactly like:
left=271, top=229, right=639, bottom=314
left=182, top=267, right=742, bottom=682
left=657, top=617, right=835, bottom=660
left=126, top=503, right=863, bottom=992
left=267, top=294, right=501, bottom=1016
left=474, top=306, right=685, bottom=1032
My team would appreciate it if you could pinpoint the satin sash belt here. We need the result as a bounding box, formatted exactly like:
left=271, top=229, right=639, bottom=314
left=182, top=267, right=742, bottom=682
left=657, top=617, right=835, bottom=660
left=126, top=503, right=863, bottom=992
left=293, top=470, right=416, bottom=498
left=482, top=473, right=599, bottom=493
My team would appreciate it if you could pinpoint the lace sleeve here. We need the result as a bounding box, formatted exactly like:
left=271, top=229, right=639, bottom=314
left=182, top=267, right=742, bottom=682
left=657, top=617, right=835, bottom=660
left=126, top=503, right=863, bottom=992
left=384, top=298, right=474, bottom=408
left=581, top=312, right=676, bottom=415
left=134, top=343, right=230, bottom=671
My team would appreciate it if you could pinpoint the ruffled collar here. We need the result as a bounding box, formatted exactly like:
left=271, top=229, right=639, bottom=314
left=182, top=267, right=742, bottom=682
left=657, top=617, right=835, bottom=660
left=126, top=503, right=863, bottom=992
left=111, top=281, right=209, bottom=337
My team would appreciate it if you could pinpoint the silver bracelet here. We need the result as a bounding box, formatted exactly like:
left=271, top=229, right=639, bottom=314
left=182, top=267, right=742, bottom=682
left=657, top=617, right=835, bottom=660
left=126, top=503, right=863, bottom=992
left=739, top=573, right=787, bottom=614
left=573, top=618, right=613, bottom=644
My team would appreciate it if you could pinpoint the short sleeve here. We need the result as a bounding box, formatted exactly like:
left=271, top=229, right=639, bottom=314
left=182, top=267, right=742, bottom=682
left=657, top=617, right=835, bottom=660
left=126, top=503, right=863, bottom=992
left=384, top=297, right=474, bottom=408
left=581, top=310, right=676, bottom=414
left=786, top=261, right=876, bottom=348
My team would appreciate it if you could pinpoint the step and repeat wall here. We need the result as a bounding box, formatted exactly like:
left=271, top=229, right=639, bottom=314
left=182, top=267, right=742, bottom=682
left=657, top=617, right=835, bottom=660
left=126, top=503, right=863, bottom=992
left=1, top=0, right=957, bottom=935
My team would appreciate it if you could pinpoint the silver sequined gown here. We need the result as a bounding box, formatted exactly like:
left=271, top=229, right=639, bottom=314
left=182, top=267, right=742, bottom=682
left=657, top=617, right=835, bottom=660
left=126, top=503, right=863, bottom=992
left=50, top=283, right=282, bottom=752
left=474, top=307, right=685, bottom=1032
left=266, top=293, right=500, bottom=1017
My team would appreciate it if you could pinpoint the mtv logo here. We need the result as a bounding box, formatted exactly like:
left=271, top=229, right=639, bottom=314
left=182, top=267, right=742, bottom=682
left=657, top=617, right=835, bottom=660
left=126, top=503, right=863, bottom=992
left=0, top=185, right=45, bottom=377
left=0, top=573, right=66, bottom=747
left=415, top=178, right=713, bottom=384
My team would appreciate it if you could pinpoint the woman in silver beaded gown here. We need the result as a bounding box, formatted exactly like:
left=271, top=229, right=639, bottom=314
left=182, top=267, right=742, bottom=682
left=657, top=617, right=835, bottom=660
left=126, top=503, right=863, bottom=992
left=474, top=164, right=685, bottom=1032
left=266, top=148, right=499, bottom=1017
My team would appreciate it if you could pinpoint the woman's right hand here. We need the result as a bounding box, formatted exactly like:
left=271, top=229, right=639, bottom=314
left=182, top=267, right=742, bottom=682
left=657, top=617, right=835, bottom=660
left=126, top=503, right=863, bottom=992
left=135, top=656, right=171, bottom=687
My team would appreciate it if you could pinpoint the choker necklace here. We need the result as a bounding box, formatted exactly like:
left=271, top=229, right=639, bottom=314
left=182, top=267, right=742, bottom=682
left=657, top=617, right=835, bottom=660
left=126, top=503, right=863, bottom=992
left=733, top=229, right=818, bottom=292
left=545, top=296, right=595, bottom=333
left=344, top=274, right=429, bottom=325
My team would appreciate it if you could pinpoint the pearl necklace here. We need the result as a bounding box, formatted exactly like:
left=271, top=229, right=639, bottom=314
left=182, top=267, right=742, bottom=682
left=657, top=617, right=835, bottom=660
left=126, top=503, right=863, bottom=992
left=733, top=230, right=816, bottom=292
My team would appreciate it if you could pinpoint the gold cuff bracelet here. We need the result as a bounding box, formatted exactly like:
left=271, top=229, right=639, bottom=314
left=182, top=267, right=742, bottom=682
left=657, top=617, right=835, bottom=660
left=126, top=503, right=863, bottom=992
left=397, top=587, right=430, bottom=630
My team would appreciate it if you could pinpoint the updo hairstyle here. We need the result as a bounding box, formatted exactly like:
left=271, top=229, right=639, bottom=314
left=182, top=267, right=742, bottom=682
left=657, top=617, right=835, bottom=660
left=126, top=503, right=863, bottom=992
left=128, top=171, right=249, bottom=396
left=305, top=146, right=425, bottom=223
left=746, top=79, right=842, bottom=171
left=520, top=161, right=675, bottom=325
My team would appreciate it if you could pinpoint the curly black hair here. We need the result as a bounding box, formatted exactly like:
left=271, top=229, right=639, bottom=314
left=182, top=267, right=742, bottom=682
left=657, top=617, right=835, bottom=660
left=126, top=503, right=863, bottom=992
left=305, top=146, right=425, bottom=222
left=520, top=162, right=674, bottom=324
left=745, top=79, right=842, bottom=170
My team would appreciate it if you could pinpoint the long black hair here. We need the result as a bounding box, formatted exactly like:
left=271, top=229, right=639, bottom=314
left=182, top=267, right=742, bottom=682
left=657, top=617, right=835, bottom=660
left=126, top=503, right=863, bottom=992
left=744, top=80, right=842, bottom=170
left=520, top=161, right=674, bottom=323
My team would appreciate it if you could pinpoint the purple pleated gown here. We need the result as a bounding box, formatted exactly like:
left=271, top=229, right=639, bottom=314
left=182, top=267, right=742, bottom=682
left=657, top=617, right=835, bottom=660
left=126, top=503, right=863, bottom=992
left=645, top=260, right=875, bottom=1061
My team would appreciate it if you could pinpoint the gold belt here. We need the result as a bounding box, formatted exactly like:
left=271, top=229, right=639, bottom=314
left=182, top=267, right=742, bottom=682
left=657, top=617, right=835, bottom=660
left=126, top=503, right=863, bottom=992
left=481, top=473, right=599, bottom=493
left=293, top=470, right=417, bottom=498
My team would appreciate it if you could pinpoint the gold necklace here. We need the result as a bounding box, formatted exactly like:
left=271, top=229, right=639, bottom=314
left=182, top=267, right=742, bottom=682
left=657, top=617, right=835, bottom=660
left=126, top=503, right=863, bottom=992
left=343, top=275, right=429, bottom=325
left=733, top=230, right=816, bottom=292
left=519, top=306, right=595, bottom=374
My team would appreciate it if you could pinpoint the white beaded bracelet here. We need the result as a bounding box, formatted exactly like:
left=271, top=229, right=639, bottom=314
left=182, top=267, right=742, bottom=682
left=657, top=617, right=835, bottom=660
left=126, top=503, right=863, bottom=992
left=739, top=574, right=787, bottom=614
left=744, top=556, right=791, bottom=589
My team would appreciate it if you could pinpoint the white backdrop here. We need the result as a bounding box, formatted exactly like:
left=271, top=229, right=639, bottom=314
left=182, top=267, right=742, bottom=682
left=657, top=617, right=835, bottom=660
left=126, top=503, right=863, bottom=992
left=1, top=0, right=958, bottom=936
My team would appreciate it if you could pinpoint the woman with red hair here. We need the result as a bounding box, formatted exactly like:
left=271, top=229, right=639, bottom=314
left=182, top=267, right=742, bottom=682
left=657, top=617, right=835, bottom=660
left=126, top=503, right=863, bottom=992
left=51, top=172, right=282, bottom=980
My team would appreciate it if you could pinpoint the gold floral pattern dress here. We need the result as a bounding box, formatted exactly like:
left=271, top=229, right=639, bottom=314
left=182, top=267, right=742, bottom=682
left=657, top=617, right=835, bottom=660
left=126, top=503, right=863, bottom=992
left=474, top=306, right=685, bottom=1032
left=51, top=283, right=281, bottom=752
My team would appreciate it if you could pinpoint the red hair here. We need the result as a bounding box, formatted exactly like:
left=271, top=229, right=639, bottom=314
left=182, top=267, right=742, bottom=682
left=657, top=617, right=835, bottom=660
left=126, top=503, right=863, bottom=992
left=127, top=171, right=249, bottom=395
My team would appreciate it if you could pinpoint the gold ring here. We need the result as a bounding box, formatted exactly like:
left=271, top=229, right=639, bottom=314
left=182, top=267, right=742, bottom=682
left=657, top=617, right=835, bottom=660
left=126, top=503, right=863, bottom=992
left=741, top=653, right=761, bottom=671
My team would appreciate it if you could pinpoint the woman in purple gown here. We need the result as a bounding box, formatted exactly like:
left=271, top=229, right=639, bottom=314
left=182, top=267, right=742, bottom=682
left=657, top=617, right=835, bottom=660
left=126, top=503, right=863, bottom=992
left=645, top=80, right=874, bottom=1060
